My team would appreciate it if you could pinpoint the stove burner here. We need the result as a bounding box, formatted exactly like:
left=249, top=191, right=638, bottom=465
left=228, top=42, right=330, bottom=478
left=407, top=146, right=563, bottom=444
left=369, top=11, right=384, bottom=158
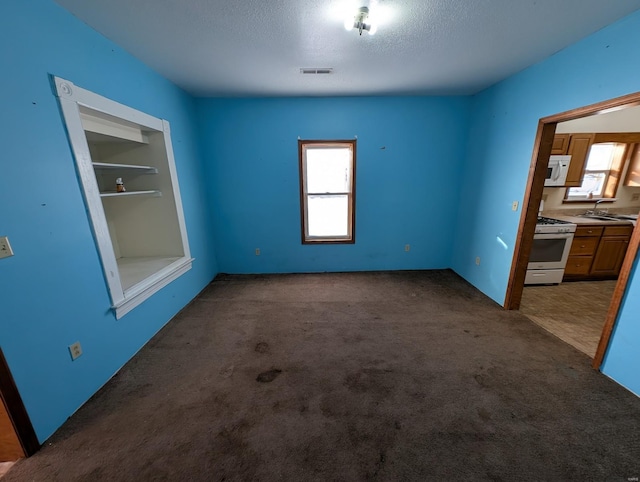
left=537, top=216, right=571, bottom=225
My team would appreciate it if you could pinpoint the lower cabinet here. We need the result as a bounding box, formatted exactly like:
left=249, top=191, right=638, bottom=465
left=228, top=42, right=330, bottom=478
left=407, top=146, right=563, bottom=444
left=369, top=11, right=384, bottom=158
left=590, top=227, right=633, bottom=277
left=564, top=225, right=602, bottom=277
left=564, top=224, right=633, bottom=280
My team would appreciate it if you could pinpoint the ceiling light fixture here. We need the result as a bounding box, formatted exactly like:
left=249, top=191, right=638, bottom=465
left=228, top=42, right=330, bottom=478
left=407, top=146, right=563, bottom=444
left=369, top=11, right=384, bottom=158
left=344, top=6, right=377, bottom=36
left=300, top=68, right=334, bottom=75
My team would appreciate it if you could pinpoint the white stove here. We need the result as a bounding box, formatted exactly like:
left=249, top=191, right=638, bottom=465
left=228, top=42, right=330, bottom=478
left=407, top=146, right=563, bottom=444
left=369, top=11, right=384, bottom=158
left=535, top=216, right=577, bottom=234
left=526, top=217, right=577, bottom=285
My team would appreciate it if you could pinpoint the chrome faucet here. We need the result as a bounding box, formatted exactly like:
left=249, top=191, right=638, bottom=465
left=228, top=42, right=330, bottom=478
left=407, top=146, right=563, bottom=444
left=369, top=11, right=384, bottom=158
left=588, top=198, right=607, bottom=215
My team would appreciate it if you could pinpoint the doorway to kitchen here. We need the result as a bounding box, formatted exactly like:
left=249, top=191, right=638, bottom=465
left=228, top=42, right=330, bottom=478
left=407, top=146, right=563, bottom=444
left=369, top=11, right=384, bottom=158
left=505, top=91, right=640, bottom=370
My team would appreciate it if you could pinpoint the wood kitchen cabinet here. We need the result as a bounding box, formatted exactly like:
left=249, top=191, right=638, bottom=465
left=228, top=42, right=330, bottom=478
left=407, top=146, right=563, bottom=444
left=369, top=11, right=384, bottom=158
left=624, top=143, right=640, bottom=187
left=590, top=225, right=634, bottom=277
left=551, top=134, right=570, bottom=155
left=564, top=225, right=602, bottom=278
left=564, top=133, right=595, bottom=187
left=564, top=224, right=633, bottom=280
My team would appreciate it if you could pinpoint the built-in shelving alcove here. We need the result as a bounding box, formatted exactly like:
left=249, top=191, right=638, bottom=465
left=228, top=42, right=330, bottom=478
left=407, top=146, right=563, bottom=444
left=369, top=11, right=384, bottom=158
left=54, top=76, right=193, bottom=318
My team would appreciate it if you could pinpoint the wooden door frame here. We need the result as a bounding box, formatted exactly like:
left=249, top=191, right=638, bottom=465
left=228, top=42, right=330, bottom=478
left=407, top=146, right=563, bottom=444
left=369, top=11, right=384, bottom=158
left=503, top=91, right=640, bottom=370
left=0, top=348, right=39, bottom=458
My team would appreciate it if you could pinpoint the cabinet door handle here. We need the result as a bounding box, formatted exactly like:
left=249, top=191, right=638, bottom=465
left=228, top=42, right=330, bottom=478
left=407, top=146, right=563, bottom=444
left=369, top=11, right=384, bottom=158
left=580, top=245, right=586, bottom=248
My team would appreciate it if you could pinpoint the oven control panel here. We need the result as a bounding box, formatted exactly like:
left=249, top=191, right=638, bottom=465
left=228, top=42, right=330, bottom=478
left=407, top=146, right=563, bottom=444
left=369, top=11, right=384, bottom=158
left=534, top=226, right=575, bottom=234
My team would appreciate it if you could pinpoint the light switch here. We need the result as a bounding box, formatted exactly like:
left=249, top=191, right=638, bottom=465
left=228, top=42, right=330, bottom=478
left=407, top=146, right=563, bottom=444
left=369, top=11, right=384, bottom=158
left=512, top=201, right=519, bottom=211
left=0, top=236, right=14, bottom=259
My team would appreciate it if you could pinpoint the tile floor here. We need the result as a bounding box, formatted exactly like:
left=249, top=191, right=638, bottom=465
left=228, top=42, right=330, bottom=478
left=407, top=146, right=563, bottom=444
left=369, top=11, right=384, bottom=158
left=519, top=280, right=617, bottom=358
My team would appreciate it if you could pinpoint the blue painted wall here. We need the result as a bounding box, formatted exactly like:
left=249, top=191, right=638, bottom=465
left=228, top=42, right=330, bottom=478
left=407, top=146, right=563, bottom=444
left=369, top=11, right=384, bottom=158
left=0, top=0, right=217, bottom=441
left=451, top=11, right=640, bottom=394
left=197, top=97, right=471, bottom=274
left=603, top=256, right=640, bottom=396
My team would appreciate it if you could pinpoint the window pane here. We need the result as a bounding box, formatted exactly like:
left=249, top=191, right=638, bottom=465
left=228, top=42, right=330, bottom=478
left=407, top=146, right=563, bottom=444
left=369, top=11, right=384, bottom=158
left=307, top=195, right=349, bottom=237
left=306, top=147, right=351, bottom=193
left=567, top=172, right=606, bottom=198
left=586, top=143, right=616, bottom=170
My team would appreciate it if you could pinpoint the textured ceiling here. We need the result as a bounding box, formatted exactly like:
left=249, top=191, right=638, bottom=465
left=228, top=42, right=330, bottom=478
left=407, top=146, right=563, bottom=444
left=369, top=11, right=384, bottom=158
left=54, top=0, right=640, bottom=97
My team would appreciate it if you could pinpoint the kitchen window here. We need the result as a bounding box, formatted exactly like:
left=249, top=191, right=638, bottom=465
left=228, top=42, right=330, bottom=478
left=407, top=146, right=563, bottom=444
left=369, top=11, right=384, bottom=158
left=566, top=143, right=626, bottom=201
left=298, top=140, right=356, bottom=244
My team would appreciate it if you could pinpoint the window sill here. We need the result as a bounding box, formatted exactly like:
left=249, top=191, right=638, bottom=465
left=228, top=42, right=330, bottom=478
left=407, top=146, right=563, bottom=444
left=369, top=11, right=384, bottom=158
left=302, top=238, right=355, bottom=244
left=563, top=198, right=617, bottom=204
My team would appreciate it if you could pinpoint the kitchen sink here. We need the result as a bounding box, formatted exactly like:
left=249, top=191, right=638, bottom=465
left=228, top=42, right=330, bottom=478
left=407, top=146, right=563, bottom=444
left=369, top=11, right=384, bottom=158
left=614, top=214, right=639, bottom=221
left=578, top=214, right=620, bottom=221
left=578, top=213, right=634, bottom=222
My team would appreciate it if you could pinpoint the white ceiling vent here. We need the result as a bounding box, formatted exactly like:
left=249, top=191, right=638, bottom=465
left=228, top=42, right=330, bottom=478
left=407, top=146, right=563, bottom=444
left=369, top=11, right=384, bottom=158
left=300, top=68, right=334, bottom=75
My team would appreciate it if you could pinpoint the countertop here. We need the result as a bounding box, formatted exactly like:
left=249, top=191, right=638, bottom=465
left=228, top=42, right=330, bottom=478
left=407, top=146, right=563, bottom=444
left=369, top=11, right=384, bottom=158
left=545, top=213, right=635, bottom=227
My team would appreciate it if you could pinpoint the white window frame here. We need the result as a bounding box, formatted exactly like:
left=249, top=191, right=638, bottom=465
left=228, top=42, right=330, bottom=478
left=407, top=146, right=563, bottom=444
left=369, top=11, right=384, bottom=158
left=53, top=76, right=193, bottom=318
left=298, top=140, right=356, bottom=244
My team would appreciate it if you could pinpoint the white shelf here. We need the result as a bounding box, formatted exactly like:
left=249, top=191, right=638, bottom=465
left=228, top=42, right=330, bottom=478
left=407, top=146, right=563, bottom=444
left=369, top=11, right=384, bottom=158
left=114, top=257, right=193, bottom=319
left=81, top=111, right=149, bottom=144
left=117, top=256, right=182, bottom=291
left=93, top=162, right=158, bottom=173
left=100, top=190, right=161, bottom=198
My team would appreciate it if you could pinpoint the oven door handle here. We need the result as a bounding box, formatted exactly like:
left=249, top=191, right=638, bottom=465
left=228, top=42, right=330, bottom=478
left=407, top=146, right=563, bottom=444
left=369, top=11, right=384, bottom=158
left=533, top=232, right=574, bottom=239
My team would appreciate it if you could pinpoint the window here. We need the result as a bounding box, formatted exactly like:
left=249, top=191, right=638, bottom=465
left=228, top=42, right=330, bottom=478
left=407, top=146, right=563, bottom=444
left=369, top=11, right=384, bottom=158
left=298, top=140, right=356, bottom=244
left=566, top=143, right=626, bottom=201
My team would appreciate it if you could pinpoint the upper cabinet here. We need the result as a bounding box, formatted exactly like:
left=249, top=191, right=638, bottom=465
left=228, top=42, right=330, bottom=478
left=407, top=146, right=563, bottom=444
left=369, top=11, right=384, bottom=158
left=54, top=77, right=193, bottom=319
left=552, top=133, right=595, bottom=187
left=564, top=133, right=595, bottom=187
left=551, top=133, right=570, bottom=155
left=624, top=144, right=640, bottom=187
left=553, top=131, right=640, bottom=190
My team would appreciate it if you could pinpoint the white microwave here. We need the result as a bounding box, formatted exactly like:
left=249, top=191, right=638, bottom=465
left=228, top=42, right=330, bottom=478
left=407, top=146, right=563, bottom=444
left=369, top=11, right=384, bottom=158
left=545, top=155, right=571, bottom=186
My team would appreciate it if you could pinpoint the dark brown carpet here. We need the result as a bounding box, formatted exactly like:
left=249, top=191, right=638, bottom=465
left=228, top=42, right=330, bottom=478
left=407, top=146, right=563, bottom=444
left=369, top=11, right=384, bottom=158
left=5, top=271, right=640, bottom=481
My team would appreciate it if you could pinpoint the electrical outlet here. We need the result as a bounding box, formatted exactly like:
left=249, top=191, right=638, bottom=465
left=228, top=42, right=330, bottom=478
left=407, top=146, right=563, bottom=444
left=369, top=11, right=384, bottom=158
left=512, top=201, right=519, bottom=211
left=0, top=236, right=14, bottom=259
left=475, top=257, right=481, bottom=266
left=632, top=193, right=640, bottom=202
left=69, top=342, right=83, bottom=360
left=404, top=244, right=410, bottom=252
left=255, top=248, right=260, bottom=256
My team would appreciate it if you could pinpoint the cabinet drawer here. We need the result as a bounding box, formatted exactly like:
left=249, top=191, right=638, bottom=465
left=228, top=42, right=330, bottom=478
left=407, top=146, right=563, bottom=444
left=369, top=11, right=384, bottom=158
left=603, top=225, right=633, bottom=237
left=564, top=256, right=593, bottom=276
left=574, top=225, right=603, bottom=237
left=569, top=237, right=599, bottom=256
